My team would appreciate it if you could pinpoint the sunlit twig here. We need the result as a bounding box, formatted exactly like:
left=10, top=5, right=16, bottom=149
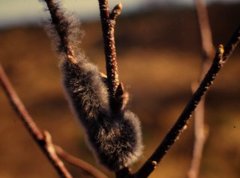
left=0, top=64, right=72, bottom=178
left=55, top=145, right=108, bottom=178
left=188, top=0, right=214, bottom=177
left=98, top=0, right=122, bottom=106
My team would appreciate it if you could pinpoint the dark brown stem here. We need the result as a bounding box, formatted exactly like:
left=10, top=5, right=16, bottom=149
left=134, top=25, right=240, bottom=178
left=55, top=145, right=108, bottom=178
left=115, top=167, right=133, bottom=178
left=0, top=64, right=72, bottom=178
left=98, top=0, right=121, bottom=101
left=188, top=0, right=214, bottom=177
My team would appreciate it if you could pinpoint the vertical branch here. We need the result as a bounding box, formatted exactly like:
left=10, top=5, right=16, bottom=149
left=188, top=0, right=214, bottom=178
left=98, top=1, right=134, bottom=177
left=0, top=64, right=73, bottom=178
left=188, top=99, right=207, bottom=178
left=195, top=0, right=214, bottom=61
left=134, top=25, right=240, bottom=178
left=97, top=0, right=122, bottom=102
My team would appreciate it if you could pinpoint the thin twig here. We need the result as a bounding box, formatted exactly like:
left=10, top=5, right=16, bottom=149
left=188, top=0, right=214, bottom=177
left=194, top=0, right=215, bottom=60
left=98, top=0, right=122, bottom=102
left=188, top=99, right=208, bottom=178
left=134, top=25, right=240, bottom=178
left=97, top=1, right=133, bottom=177
left=0, top=64, right=73, bottom=178
left=55, top=145, right=108, bottom=178
left=0, top=64, right=108, bottom=178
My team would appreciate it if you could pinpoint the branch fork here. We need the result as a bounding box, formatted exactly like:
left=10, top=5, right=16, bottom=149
left=134, top=27, right=239, bottom=177
left=98, top=0, right=124, bottom=107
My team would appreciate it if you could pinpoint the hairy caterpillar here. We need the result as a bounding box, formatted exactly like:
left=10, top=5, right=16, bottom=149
left=61, top=58, right=143, bottom=171
left=43, top=0, right=143, bottom=171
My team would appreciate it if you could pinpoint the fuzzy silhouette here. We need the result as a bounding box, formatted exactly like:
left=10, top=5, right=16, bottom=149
left=43, top=0, right=143, bottom=171
left=61, top=59, right=143, bottom=171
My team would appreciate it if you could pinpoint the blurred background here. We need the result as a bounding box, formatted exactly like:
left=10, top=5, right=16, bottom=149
left=0, top=0, right=240, bottom=178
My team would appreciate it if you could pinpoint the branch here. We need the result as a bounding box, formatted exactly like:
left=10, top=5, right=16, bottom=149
left=55, top=145, right=108, bottom=178
left=188, top=0, right=214, bottom=177
left=44, top=0, right=128, bottom=176
left=134, top=25, right=240, bottom=178
left=195, top=0, right=215, bottom=61
left=97, top=2, right=135, bottom=177
left=0, top=64, right=109, bottom=178
left=0, top=64, right=72, bottom=178
left=98, top=0, right=122, bottom=104
left=188, top=98, right=208, bottom=178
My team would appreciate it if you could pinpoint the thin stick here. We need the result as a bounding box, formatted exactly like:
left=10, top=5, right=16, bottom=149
left=0, top=64, right=73, bottom=178
left=188, top=0, right=214, bottom=177
left=195, top=0, right=214, bottom=60
left=188, top=99, right=208, bottom=178
left=98, top=0, right=122, bottom=100
left=55, top=145, right=108, bottom=178
left=97, top=2, right=133, bottom=177
left=134, top=25, right=240, bottom=178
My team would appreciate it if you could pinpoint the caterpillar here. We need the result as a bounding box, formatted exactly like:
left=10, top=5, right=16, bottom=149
left=61, top=58, right=143, bottom=171
left=43, top=0, right=143, bottom=171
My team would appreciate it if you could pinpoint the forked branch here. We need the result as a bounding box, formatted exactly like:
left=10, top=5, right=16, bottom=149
left=134, top=25, right=240, bottom=178
left=98, top=1, right=134, bottom=177
left=98, top=0, right=122, bottom=103
left=0, top=64, right=107, bottom=178
left=0, top=64, right=72, bottom=178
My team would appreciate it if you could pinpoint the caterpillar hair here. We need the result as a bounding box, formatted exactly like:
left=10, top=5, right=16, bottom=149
left=42, top=0, right=82, bottom=60
left=43, top=0, right=143, bottom=171
left=61, top=59, right=143, bottom=171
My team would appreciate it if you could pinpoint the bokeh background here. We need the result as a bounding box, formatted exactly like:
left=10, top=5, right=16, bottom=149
left=0, top=0, right=240, bottom=178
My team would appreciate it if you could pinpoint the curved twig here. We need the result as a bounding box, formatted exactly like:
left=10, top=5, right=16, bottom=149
left=0, top=64, right=72, bottom=178
left=0, top=63, right=108, bottom=178
left=55, top=145, right=108, bottom=178
left=134, top=25, right=240, bottom=178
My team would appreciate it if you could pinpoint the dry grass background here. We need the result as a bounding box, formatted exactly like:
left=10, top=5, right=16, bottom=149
left=0, top=3, right=240, bottom=178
